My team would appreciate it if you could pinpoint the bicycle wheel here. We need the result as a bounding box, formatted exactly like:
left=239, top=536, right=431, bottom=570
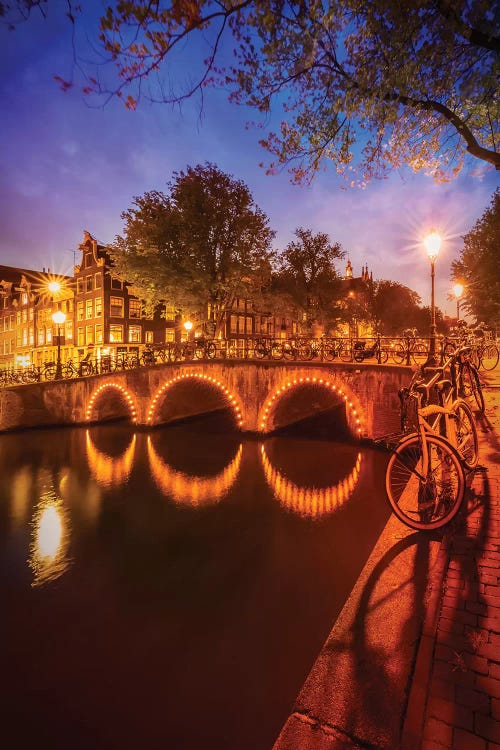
left=322, top=344, right=336, bottom=361
left=480, top=344, right=499, bottom=371
left=271, top=343, right=284, bottom=360
left=460, top=363, right=485, bottom=414
left=453, top=399, right=479, bottom=471
left=411, top=343, right=428, bottom=365
left=379, top=348, right=389, bottom=364
left=44, top=364, right=57, bottom=381
left=385, top=433, right=465, bottom=530
left=298, top=343, right=313, bottom=361
left=391, top=344, right=407, bottom=365
left=183, top=343, right=195, bottom=360
left=254, top=341, right=267, bottom=359
left=339, top=345, right=352, bottom=362
left=205, top=341, right=217, bottom=359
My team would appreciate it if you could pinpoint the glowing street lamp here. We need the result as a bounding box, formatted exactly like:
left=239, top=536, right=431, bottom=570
left=423, top=229, right=441, bottom=366
left=52, top=310, right=66, bottom=379
left=183, top=320, right=193, bottom=340
left=453, top=283, right=464, bottom=321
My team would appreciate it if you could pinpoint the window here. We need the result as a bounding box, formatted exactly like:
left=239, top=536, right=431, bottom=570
left=46, top=327, right=52, bottom=343
left=38, top=329, right=45, bottom=346
left=77, top=278, right=85, bottom=294
left=245, top=316, right=253, bottom=334
left=165, top=329, right=174, bottom=343
left=129, top=299, right=141, bottom=319
left=29, top=308, right=34, bottom=321
left=86, top=275, right=93, bottom=292
left=85, top=253, right=93, bottom=268
left=77, top=327, right=85, bottom=346
left=21, top=292, right=28, bottom=305
left=230, top=315, right=238, bottom=333
left=22, top=327, right=28, bottom=346
left=111, top=277, right=123, bottom=290
left=165, top=305, right=176, bottom=321
left=109, top=324, right=123, bottom=343
left=238, top=317, right=245, bottom=334
left=94, top=298, right=102, bottom=317
left=77, top=301, right=84, bottom=321
left=95, top=324, right=103, bottom=344
left=65, top=320, right=73, bottom=341
left=16, top=311, right=21, bottom=325
left=22, top=309, right=27, bottom=323
left=9, top=315, right=14, bottom=330
left=145, top=330, right=154, bottom=343
left=86, top=299, right=93, bottom=319
left=94, top=273, right=102, bottom=289
left=86, top=325, right=94, bottom=344
left=128, top=325, right=142, bottom=343
left=29, top=326, right=34, bottom=346
left=110, top=296, right=124, bottom=317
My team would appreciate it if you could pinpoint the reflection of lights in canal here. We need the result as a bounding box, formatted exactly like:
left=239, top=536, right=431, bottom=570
left=85, top=431, right=137, bottom=487
left=29, top=492, right=70, bottom=587
left=147, top=437, right=242, bottom=506
left=260, top=444, right=362, bottom=518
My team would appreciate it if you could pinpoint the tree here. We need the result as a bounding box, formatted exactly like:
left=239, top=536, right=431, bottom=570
left=451, top=189, right=500, bottom=327
left=369, top=281, right=423, bottom=335
left=272, top=228, right=344, bottom=333
left=3, top=0, right=498, bottom=181
left=108, top=163, right=275, bottom=336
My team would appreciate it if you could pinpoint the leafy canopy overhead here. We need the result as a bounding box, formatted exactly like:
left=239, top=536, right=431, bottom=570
left=2, top=0, right=499, bottom=182
left=108, top=162, right=275, bottom=334
left=451, top=189, right=500, bottom=327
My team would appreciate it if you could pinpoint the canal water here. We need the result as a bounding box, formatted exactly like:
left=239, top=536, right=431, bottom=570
left=0, top=414, right=390, bottom=750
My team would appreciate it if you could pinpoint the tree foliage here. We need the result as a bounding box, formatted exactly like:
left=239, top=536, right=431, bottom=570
left=108, top=163, right=275, bottom=335
left=272, top=227, right=344, bottom=331
left=451, top=189, right=500, bottom=327
left=369, top=280, right=424, bottom=335
left=3, top=0, right=498, bottom=182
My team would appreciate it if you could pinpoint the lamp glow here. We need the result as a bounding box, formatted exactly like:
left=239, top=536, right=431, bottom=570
left=423, top=230, right=441, bottom=260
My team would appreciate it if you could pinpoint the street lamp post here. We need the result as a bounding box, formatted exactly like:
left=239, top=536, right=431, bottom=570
left=183, top=320, right=193, bottom=340
left=423, top=229, right=441, bottom=367
left=453, top=283, right=464, bottom=321
left=52, top=310, right=66, bottom=379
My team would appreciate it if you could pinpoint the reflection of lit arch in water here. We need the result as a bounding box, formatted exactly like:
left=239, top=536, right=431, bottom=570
left=147, top=373, right=244, bottom=428
left=86, top=382, right=138, bottom=423
left=29, top=491, right=71, bottom=587
left=258, top=376, right=364, bottom=437
left=260, top=444, right=362, bottom=518
left=147, top=436, right=242, bottom=506
left=85, top=430, right=137, bottom=487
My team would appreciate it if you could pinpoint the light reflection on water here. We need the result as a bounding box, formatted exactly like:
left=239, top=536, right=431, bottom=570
left=0, top=417, right=390, bottom=750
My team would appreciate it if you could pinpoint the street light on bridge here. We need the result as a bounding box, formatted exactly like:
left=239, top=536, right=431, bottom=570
left=423, top=229, right=441, bottom=367
left=52, top=310, right=66, bottom=379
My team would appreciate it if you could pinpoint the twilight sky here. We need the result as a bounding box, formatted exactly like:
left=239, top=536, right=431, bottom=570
left=0, top=3, right=498, bottom=317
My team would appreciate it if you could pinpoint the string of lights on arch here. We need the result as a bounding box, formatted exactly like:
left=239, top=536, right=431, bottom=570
left=85, top=382, right=138, bottom=423
left=259, top=376, right=363, bottom=435
left=260, top=444, right=363, bottom=518
left=147, top=373, right=244, bottom=427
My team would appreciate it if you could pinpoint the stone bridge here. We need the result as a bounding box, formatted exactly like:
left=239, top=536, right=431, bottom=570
left=0, top=360, right=412, bottom=439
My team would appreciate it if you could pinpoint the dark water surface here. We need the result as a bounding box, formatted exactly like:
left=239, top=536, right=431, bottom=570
left=0, top=415, right=390, bottom=750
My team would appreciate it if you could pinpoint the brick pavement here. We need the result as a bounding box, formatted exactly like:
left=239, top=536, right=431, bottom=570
left=407, top=369, right=500, bottom=750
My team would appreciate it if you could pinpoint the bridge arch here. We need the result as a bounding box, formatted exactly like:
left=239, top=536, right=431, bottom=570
left=86, top=382, right=139, bottom=424
left=258, top=373, right=364, bottom=437
left=146, top=372, right=245, bottom=428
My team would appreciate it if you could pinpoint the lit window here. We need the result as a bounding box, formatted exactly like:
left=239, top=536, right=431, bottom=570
left=95, top=324, right=103, bottom=344
left=86, top=325, right=94, bottom=344
left=77, top=327, right=85, bottom=346
left=77, top=301, right=84, bottom=321
left=129, top=299, right=141, bottom=319
left=109, top=324, right=123, bottom=343
left=95, top=298, right=102, bottom=317
left=110, top=296, right=124, bottom=317
left=230, top=315, right=237, bottom=333
left=86, top=299, right=93, bottom=319
left=128, top=325, right=142, bottom=343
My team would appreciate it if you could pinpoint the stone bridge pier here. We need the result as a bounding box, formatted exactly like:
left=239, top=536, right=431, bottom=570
left=0, top=361, right=412, bottom=439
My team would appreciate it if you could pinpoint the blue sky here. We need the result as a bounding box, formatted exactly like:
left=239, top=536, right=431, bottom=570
left=0, top=2, right=498, bottom=317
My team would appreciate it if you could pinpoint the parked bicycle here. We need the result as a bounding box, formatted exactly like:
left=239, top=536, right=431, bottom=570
left=353, top=338, right=389, bottom=364
left=383, top=352, right=479, bottom=530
